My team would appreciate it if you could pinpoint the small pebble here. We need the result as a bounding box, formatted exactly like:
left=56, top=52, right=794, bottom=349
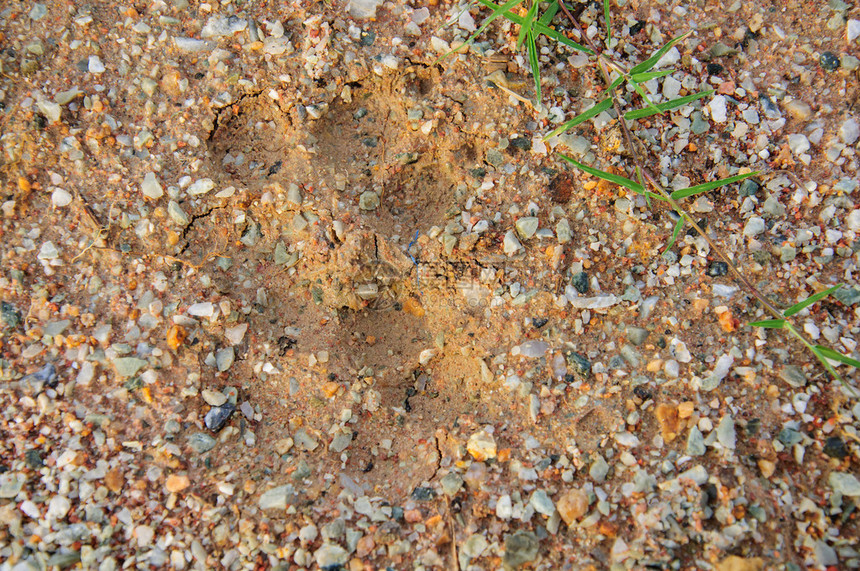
left=141, top=172, right=164, bottom=199
left=819, top=51, right=840, bottom=71
left=204, top=403, right=235, bottom=431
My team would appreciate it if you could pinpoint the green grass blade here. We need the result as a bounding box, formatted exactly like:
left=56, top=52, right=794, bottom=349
left=815, top=345, right=860, bottom=368
left=544, top=97, right=612, bottom=140
left=631, top=81, right=663, bottom=118
left=630, top=69, right=674, bottom=83
left=558, top=154, right=644, bottom=193
left=749, top=319, right=786, bottom=329
left=608, top=74, right=625, bottom=92
left=662, top=216, right=685, bottom=253
left=630, top=32, right=690, bottom=74
left=517, top=0, right=539, bottom=49
left=539, top=0, right=559, bottom=25
left=527, top=29, right=541, bottom=102
left=784, top=285, right=842, bottom=317
left=811, top=346, right=844, bottom=382
left=603, top=0, right=611, bottom=43
left=476, top=0, right=593, bottom=54
left=670, top=171, right=758, bottom=200
left=624, top=89, right=714, bottom=120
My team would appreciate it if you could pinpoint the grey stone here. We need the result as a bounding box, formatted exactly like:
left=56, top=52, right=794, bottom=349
left=716, top=415, right=736, bottom=449
left=112, top=357, right=147, bottom=377
left=626, top=326, right=649, bottom=346
left=258, top=484, right=296, bottom=510
left=187, top=432, right=217, bottom=454
left=503, top=530, right=539, bottom=569
left=829, top=472, right=860, bottom=496
left=686, top=426, right=706, bottom=456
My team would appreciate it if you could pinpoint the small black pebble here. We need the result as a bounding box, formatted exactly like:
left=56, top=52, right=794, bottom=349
left=633, top=386, right=652, bottom=401
left=359, top=29, right=375, bottom=47
left=509, top=137, right=532, bottom=151
left=205, top=402, right=235, bottom=432
left=823, top=436, right=847, bottom=459
left=629, top=21, right=645, bottom=35
left=25, top=449, right=43, bottom=469
left=532, top=317, right=549, bottom=329
left=820, top=52, right=840, bottom=72
left=707, top=261, right=729, bottom=277
left=570, top=271, right=589, bottom=294
left=411, top=486, right=436, bottom=501
left=706, top=62, right=724, bottom=75
left=267, top=160, right=282, bottom=176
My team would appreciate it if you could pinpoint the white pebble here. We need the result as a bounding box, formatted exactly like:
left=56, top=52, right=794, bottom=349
left=708, top=95, right=728, bottom=123
left=88, top=55, right=105, bottom=73
left=141, top=172, right=164, bottom=199
left=787, top=134, right=810, bottom=155
left=51, top=188, right=72, bottom=207
left=188, top=178, right=215, bottom=196
left=839, top=117, right=859, bottom=146
left=848, top=19, right=860, bottom=43
left=187, top=302, right=215, bottom=317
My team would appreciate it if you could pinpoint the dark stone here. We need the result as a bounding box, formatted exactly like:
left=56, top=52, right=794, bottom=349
left=564, top=351, right=591, bottom=379
left=361, top=137, right=378, bottom=148
left=629, top=21, right=645, bottom=35
left=633, top=386, right=652, bottom=401
left=532, top=317, right=548, bottom=329
left=823, top=436, right=847, bottom=459
left=353, top=108, right=368, bottom=120
left=707, top=261, right=729, bottom=277
left=25, top=449, right=43, bottom=469
left=359, top=29, right=375, bottom=46
left=411, top=486, right=435, bottom=501
left=509, top=137, right=532, bottom=152
left=570, top=271, right=589, bottom=294
left=267, top=160, right=282, bottom=176
left=744, top=418, right=761, bottom=438
left=706, top=62, right=724, bottom=75
left=820, top=51, right=840, bottom=72
left=1, top=301, right=21, bottom=328
left=204, top=402, right=235, bottom=432
left=469, top=167, right=487, bottom=179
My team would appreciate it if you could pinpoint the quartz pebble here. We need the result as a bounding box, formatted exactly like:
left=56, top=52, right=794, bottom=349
left=141, top=172, right=164, bottom=199
left=556, top=488, right=589, bottom=525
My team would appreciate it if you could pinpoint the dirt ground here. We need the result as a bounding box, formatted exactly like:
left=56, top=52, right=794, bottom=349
left=1, top=0, right=859, bottom=569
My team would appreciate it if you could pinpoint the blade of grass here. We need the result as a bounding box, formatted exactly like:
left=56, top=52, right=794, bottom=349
left=811, top=346, right=844, bottom=383
left=630, top=31, right=690, bottom=74
left=544, top=97, right=612, bottom=139
left=476, top=0, right=593, bottom=54
left=516, top=0, right=539, bottom=49
left=815, top=345, right=860, bottom=368
left=670, top=171, right=758, bottom=200
left=558, top=154, right=644, bottom=193
left=749, top=319, right=786, bottom=329
left=538, top=0, right=559, bottom=25
left=630, top=81, right=663, bottom=118
left=603, top=0, right=611, bottom=43
left=662, top=216, right=685, bottom=252
left=526, top=29, right=541, bottom=102
left=630, top=69, right=674, bottom=83
left=624, top=89, right=714, bottom=120
left=784, top=285, right=841, bottom=317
